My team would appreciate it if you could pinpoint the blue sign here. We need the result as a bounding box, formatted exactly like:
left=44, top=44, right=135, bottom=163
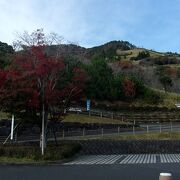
left=86, top=100, right=91, bottom=111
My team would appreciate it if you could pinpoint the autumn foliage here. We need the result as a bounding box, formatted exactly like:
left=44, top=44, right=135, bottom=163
left=0, top=70, right=7, bottom=88
left=118, top=60, right=133, bottom=69
left=0, top=44, right=86, bottom=122
left=165, top=67, right=177, bottom=78
left=122, top=77, right=136, bottom=98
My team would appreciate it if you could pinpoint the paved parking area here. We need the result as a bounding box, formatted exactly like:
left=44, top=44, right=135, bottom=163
left=65, top=154, right=180, bottom=165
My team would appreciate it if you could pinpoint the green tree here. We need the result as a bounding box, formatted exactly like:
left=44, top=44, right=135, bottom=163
left=159, top=75, right=173, bottom=92
left=0, top=41, right=14, bottom=68
left=0, top=41, right=14, bottom=55
left=85, top=57, right=114, bottom=100
left=132, top=51, right=150, bottom=61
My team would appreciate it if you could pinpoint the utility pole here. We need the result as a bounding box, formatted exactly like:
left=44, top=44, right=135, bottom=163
left=41, top=80, right=45, bottom=156
left=41, top=104, right=45, bottom=156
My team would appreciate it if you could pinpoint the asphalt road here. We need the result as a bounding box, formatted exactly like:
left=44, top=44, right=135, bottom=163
left=0, top=163, right=180, bottom=180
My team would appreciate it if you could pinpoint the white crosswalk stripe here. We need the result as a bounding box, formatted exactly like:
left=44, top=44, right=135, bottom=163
left=65, top=154, right=180, bottom=165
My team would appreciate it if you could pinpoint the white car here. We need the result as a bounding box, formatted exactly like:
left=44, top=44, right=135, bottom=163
left=68, top=107, right=82, bottom=112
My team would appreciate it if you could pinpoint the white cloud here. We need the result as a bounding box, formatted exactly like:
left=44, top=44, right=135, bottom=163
left=0, top=0, right=140, bottom=46
left=1, top=0, right=179, bottom=52
left=0, top=0, right=90, bottom=44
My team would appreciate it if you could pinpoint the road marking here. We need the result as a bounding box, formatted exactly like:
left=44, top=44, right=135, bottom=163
left=120, top=155, right=133, bottom=164
left=95, top=155, right=113, bottom=164
left=65, top=154, right=180, bottom=165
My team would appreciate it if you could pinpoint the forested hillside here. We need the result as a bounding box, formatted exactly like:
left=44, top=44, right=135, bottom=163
left=0, top=39, right=180, bottom=109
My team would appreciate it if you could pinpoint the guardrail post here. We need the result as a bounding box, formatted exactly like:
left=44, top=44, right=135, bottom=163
left=62, top=129, right=65, bottom=139
left=15, top=132, right=17, bottom=142
left=111, top=113, right=114, bottom=119
left=118, top=126, right=120, bottom=134
left=102, top=128, right=104, bottom=137
left=170, top=122, right=173, bottom=132
left=100, top=112, right=103, bottom=118
left=147, top=125, right=149, bottom=133
left=160, top=124, right=162, bottom=133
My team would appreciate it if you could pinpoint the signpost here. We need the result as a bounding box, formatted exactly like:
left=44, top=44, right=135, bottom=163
left=86, top=99, right=91, bottom=111
left=10, top=115, right=14, bottom=140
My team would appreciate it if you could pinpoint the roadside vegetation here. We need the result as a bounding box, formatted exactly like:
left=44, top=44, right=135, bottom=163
left=0, top=30, right=180, bottom=160
left=0, top=142, right=81, bottom=163
left=99, top=131, right=180, bottom=140
left=63, top=114, right=129, bottom=125
left=132, top=89, right=180, bottom=108
left=0, top=33, right=180, bottom=112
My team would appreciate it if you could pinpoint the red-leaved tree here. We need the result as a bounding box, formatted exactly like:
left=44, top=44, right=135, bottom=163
left=0, top=45, right=85, bottom=123
left=0, top=30, right=86, bottom=153
left=122, top=77, right=136, bottom=98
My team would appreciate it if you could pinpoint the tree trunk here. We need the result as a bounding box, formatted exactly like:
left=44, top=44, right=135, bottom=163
left=44, top=109, right=48, bottom=146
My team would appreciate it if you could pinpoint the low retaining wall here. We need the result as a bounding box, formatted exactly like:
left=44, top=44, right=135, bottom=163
left=69, top=140, right=180, bottom=155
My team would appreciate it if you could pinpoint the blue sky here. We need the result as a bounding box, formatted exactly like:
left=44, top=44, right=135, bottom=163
left=0, top=0, right=180, bottom=52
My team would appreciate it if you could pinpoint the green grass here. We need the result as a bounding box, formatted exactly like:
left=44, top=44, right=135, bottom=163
left=0, top=157, right=38, bottom=164
left=59, top=131, right=180, bottom=141
left=0, top=111, right=10, bottom=119
left=116, top=48, right=165, bottom=61
left=131, top=88, right=180, bottom=109
left=0, top=143, right=81, bottom=163
left=63, top=114, right=129, bottom=125
left=97, top=131, right=180, bottom=140
left=155, top=89, right=180, bottom=108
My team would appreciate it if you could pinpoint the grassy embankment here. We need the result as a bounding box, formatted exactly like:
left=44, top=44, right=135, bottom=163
left=0, top=111, right=129, bottom=125
left=116, top=48, right=165, bottom=61
left=106, top=131, right=180, bottom=140
left=76, top=131, right=180, bottom=141
left=63, top=113, right=129, bottom=124
left=132, top=89, right=180, bottom=109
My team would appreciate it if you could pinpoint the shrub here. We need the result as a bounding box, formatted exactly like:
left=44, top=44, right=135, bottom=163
left=159, top=75, right=173, bottom=91
left=143, top=88, right=162, bottom=104
left=0, top=143, right=81, bottom=161
left=154, top=57, right=178, bottom=65
left=177, top=68, right=180, bottom=78
left=122, top=77, right=136, bottom=98
left=118, top=60, right=133, bottom=69
left=131, top=51, right=150, bottom=61
left=165, top=67, right=177, bottom=78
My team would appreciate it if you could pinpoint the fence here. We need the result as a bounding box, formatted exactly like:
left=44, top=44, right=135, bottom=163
left=1, top=122, right=180, bottom=144
left=72, top=110, right=180, bottom=123
left=56, top=123, right=180, bottom=138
